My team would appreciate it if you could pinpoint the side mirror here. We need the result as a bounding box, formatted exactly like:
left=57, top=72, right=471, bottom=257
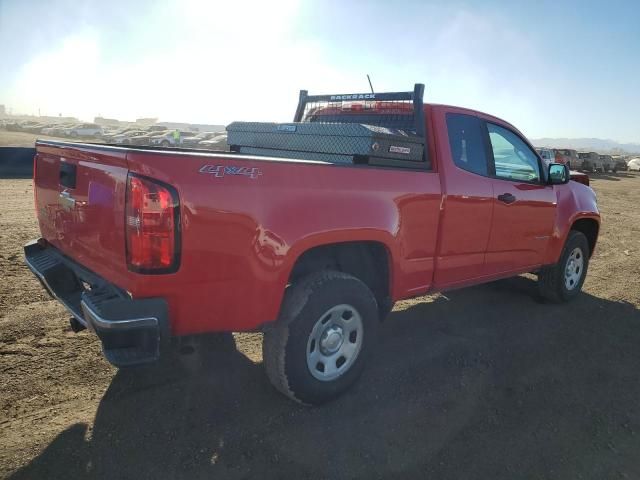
left=548, top=163, right=570, bottom=185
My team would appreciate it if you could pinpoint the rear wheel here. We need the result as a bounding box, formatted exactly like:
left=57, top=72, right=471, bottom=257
left=263, top=270, right=379, bottom=405
left=161, top=140, right=170, bottom=147
left=538, top=230, right=589, bottom=302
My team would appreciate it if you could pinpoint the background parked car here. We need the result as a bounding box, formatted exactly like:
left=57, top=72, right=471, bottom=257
left=612, top=156, right=628, bottom=171
left=41, top=123, right=76, bottom=136
left=128, top=130, right=166, bottom=146
left=149, top=130, right=197, bottom=147
left=554, top=148, right=579, bottom=169
left=577, top=151, right=602, bottom=172
left=21, top=122, right=50, bottom=133
left=62, top=123, right=103, bottom=138
left=103, top=127, right=138, bottom=143
left=99, top=127, right=121, bottom=138
left=181, top=131, right=220, bottom=148
left=6, top=120, right=37, bottom=132
left=198, top=133, right=228, bottom=150
left=628, top=158, right=640, bottom=171
left=599, top=154, right=614, bottom=172
left=535, top=147, right=555, bottom=167
left=146, top=125, right=168, bottom=133
left=112, top=130, right=148, bottom=145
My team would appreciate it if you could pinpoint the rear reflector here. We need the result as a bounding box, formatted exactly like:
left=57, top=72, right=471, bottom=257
left=125, top=173, right=180, bottom=273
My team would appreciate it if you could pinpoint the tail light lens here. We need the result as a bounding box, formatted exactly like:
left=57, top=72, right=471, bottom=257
left=125, top=173, right=180, bottom=273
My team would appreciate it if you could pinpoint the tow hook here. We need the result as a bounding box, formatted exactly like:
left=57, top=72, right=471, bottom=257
left=69, top=317, right=86, bottom=333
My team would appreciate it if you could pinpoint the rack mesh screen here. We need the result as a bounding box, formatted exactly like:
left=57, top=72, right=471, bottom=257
left=300, top=99, right=418, bottom=133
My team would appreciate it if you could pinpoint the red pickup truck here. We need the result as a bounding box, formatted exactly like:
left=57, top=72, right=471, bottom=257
left=25, top=85, right=600, bottom=404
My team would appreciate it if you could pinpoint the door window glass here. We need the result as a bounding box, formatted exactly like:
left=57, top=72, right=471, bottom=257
left=488, top=123, right=541, bottom=182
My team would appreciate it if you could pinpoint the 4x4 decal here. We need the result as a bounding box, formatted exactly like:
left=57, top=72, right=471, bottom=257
left=199, top=164, right=263, bottom=179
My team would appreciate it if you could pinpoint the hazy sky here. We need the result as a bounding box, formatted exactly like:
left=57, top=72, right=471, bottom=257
left=1, top=0, right=638, bottom=142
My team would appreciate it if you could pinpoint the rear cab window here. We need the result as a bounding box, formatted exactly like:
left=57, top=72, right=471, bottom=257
left=445, top=113, right=489, bottom=176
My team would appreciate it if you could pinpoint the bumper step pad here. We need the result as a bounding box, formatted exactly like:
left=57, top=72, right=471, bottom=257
left=24, top=239, right=169, bottom=367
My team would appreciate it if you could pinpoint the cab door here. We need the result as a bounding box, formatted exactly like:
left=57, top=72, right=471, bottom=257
left=432, top=109, right=494, bottom=289
left=483, top=121, right=556, bottom=274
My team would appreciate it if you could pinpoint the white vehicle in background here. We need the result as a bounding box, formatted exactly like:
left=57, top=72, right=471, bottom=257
left=535, top=147, right=555, bottom=167
left=111, top=130, right=148, bottom=145
left=62, top=123, right=103, bottom=138
left=102, top=127, right=138, bottom=143
left=127, top=126, right=170, bottom=146
left=41, top=123, right=78, bottom=136
left=149, top=130, right=197, bottom=147
left=628, top=158, right=640, bottom=171
left=198, top=133, right=228, bottom=150
left=181, top=131, right=221, bottom=148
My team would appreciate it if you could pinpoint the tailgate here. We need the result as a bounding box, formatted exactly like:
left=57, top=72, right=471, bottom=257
left=34, top=142, right=128, bottom=281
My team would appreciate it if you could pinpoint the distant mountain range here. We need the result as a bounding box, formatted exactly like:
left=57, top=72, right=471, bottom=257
left=531, top=138, right=640, bottom=154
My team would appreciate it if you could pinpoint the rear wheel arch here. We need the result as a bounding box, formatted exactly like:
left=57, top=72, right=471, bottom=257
left=286, top=241, right=393, bottom=318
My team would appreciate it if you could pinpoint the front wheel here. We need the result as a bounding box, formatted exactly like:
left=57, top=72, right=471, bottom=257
left=263, top=270, right=379, bottom=405
left=538, top=231, right=589, bottom=302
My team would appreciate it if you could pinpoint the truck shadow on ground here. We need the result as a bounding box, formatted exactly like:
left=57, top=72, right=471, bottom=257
left=10, top=276, right=640, bottom=480
left=589, top=171, right=637, bottom=181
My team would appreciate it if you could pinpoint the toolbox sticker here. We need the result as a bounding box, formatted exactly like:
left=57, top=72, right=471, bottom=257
left=276, top=124, right=297, bottom=132
left=389, top=145, right=411, bottom=155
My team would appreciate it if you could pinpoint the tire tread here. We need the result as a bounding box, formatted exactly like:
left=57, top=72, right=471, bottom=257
left=538, top=230, right=589, bottom=303
left=263, top=270, right=365, bottom=404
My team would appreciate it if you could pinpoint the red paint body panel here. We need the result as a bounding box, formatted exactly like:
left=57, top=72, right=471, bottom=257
left=32, top=103, right=600, bottom=337
left=430, top=105, right=494, bottom=288
left=125, top=152, right=442, bottom=334
left=484, top=179, right=556, bottom=273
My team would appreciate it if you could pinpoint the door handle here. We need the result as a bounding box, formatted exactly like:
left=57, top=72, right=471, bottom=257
left=497, top=193, right=516, bottom=204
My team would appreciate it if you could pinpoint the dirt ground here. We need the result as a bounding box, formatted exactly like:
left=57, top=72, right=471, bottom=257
left=1, top=173, right=640, bottom=480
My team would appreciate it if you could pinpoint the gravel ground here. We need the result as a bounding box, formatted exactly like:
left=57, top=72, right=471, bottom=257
left=1, top=173, right=640, bottom=480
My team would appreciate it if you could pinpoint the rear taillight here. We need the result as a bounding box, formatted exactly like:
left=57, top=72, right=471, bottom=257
left=125, top=173, right=180, bottom=273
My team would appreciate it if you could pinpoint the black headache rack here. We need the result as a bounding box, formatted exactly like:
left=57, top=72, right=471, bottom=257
left=227, top=83, right=429, bottom=169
